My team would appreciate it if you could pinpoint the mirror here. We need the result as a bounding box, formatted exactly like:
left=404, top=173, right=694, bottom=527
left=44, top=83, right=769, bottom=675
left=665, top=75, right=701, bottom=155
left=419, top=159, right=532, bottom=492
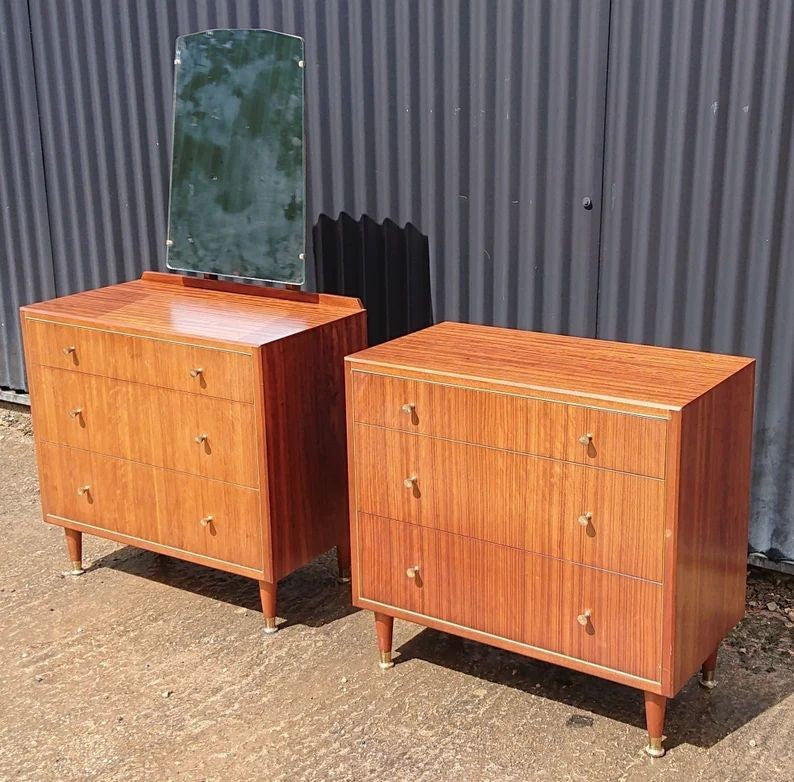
left=166, top=29, right=305, bottom=284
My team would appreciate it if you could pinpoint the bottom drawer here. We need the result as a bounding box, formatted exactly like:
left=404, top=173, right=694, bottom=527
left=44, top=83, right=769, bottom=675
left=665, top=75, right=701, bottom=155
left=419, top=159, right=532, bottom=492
left=38, top=442, right=263, bottom=572
left=355, top=513, right=662, bottom=681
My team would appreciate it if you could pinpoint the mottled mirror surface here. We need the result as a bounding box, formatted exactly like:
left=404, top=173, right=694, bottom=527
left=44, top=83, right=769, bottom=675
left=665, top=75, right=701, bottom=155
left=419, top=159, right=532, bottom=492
left=166, top=29, right=305, bottom=284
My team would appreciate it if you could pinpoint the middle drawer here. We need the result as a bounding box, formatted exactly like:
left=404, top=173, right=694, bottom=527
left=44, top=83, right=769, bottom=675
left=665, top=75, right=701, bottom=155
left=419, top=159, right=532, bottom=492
left=354, top=424, right=665, bottom=582
left=31, top=365, right=258, bottom=487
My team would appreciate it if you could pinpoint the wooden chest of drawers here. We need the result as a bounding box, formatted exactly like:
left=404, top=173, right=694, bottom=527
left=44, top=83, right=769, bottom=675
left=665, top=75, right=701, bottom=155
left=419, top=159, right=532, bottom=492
left=345, top=322, right=755, bottom=756
left=21, top=271, right=366, bottom=631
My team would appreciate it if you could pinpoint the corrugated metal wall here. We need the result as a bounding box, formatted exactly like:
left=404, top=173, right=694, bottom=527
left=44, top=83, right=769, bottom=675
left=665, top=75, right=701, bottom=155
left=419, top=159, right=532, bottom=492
left=0, top=0, right=55, bottom=391
left=1, top=0, right=793, bottom=563
left=597, top=0, right=794, bottom=562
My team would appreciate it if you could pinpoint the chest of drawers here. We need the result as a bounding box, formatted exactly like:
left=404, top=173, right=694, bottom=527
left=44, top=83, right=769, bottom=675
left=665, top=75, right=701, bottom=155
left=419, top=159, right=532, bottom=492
left=345, top=322, right=754, bottom=756
left=21, top=271, right=366, bottom=631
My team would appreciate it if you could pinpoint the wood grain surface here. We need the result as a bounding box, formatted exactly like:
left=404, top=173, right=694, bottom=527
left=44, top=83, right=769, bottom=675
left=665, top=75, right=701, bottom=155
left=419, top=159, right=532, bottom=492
left=39, top=442, right=263, bottom=571
left=352, top=371, right=668, bottom=478
left=356, top=513, right=662, bottom=681
left=354, top=424, right=665, bottom=580
left=22, top=272, right=366, bottom=613
left=347, top=321, right=753, bottom=410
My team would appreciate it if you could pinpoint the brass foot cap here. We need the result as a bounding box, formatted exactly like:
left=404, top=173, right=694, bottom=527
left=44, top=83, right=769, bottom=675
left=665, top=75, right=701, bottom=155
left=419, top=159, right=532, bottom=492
left=337, top=567, right=351, bottom=584
left=378, top=651, right=394, bottom=670
left=70, top=561, right=84, bottom=576
left=263, top=617, right=278, bottom=635
left=699, top=674, right=717, bottom=689
left=645, top=739, right=665, bottom=758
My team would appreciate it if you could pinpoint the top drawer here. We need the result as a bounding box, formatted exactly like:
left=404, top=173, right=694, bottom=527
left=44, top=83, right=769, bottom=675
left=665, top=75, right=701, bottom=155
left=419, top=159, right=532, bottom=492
left=351, top=371, right=668, bottom=478
left=23, top=318, right=253, bottom=403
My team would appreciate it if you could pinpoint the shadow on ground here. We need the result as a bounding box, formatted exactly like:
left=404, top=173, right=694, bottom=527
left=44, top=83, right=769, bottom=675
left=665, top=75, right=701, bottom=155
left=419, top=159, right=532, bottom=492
left=395, top=609, right=794, bottom=753
left=91, top=545, right=359, bottom=629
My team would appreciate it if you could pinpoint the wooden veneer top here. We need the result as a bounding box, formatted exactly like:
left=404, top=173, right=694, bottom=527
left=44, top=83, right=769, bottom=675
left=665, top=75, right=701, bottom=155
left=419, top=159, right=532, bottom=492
left=21, top=272, right=363, bottom=349
left=347, top=321, right=754, bottom=410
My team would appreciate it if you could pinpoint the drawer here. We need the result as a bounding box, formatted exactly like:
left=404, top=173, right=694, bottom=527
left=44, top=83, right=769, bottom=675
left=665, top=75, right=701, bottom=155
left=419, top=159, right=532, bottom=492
left=356, top=514, right=662, bottom=681
left=39, top=443, right=263, bottom=571
left=354, top=425, right=665, bottom=581
left=352, top=372, right=667, bottom=478
left=38, top=442, right=97, bottom=524
left=352, top=371, right=567, bottom=456
left=356, top=512, right=524, bottom=639
left=24, top=317, right=253, bottom=402
left=564, top=405, right=667, bottom=478
left=522, top=554, right=662, bottom=682
left=30, top=365, right=258, bottom=487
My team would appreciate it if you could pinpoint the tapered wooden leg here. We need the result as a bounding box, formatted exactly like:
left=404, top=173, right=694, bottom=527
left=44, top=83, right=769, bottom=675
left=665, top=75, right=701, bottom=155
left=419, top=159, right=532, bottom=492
left=64, top=528, right=84, bottom=575
left=259, top=581, right=278, bottom=634
left=699, top=644, right=719, bottom=689
left=374, top=612, right=394, bottom=669
left=337, top=536, right=351, bottom=582
left=643, top=691, right=667, bottom=757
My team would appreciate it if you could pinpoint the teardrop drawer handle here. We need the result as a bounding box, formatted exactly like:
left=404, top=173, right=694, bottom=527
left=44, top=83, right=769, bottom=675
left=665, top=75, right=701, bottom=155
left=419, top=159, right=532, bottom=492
left=403, top=475, right=417, bottom=489
left=190, top=368, right=204, bottom=378
left=68, top=407, right=83, bottom=418
left=577, top=512, right=593, bottom=527
left=194, top=433, right=208, bottom=444
left=76, top=485, right=91, bottom=496
left=401, top=403, right=415, bottom=414
left=62, top=346, right=76, bottom=355
left=199, top=515, right=215, bottom=527
left=577, top=610, right=592, bottom=626
left=405, top=565, right=420, bottom=579
left=578, top=432, right=593, bottom=446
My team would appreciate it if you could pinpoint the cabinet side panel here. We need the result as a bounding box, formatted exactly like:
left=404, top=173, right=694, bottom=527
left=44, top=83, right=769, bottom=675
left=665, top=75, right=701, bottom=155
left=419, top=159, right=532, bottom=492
left=672, top=363, right=755, bottom=693
left=19, top=313, right=50, bottom=521
left=265, top=311, right=367, bottom=580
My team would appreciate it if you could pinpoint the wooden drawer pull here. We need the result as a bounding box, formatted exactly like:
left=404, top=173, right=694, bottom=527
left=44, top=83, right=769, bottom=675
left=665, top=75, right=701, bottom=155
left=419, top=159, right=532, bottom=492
left=190, top=367, right=204, bottom=378
left=68, top=407, right=83, bottom=418
left=199, top=515, right=215, bottom=527
left=76, top=485, right=91, bottom=496
left=577, top=512, right=593, bottom=527
left=577, top=609, right=592, bottom=626
left=578, top=432, right=593, bottom=446
left=405, top=565, right=420, bottom=579
left=62, top=345, right=76, bottom=355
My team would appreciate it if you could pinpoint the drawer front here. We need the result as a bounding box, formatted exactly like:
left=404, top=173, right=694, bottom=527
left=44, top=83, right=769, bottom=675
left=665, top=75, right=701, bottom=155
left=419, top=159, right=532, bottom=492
left=352, top=371, right=567, bottom=456
left=31, top=366, right=258, bottom=487
left=352, top=372, right=667, bottom=478
left=24, top=317, right=253, bottom=402
left=565, top=405, right=667, bottom=478
left=38, top=442, right=97, bottom=523
left=356, top=514, right=662, bottom=681
left=39, top=444, right=263, bottom=570
left=354, top=425, right=665, bottom=581
left=522, top=554, right=662, bottom=682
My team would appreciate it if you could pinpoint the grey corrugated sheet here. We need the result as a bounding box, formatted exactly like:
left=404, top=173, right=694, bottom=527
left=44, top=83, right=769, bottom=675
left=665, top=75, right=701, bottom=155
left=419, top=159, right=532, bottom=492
left=597, top=0, right=794, bottom=562
left=26, top=0, right=608, bottom=335
left=3, top=0, right=794, bottom=563
left=0, top=0, right=55, bottom=391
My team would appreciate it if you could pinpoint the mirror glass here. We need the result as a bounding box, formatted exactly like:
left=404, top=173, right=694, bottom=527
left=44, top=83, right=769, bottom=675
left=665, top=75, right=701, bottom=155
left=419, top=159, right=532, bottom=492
left=166, top=29, right=305, bottom=284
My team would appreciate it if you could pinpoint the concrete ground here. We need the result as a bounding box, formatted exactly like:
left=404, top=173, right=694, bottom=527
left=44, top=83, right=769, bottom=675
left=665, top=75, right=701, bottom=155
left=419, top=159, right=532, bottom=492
left=1, top=406, right=793, bottom=782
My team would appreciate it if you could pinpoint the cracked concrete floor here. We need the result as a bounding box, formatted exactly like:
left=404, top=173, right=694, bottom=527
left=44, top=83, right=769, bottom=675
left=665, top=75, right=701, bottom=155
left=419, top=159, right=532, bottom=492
left=1, top=407, right=793, bottom=781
